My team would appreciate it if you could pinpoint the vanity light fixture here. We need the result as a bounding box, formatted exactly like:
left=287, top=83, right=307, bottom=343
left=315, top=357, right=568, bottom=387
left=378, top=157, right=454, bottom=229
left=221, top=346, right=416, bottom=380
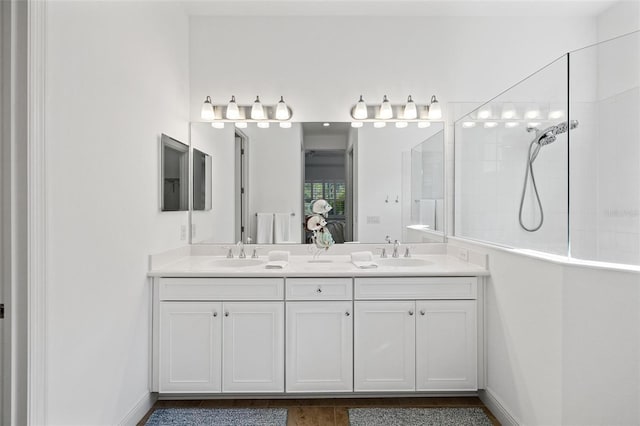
left=201, top=96, right=215, bottom=120
left=505, top=121, right=520, bottom=128
left=524, top=105, right=541, bottom=120
left=477, top=107, right=492, bottom=120
left=501, top=103, right=517, bottom=119
left=461, top=121, right=476, bottom=128
left=548, top=109, right=564, bottom=119
left=484, top=121, right=498, bottom=128
left=323, top=122, right=331, bottom=127
left=279, top=122, right=292, bottom=128
left=350, top=94, right=442, bottom=127
left=257, top=121, right=270, bottom=129
left=226, top=96, right=240, bottom=120
left=200, top=95, right=294, bottom=127
left=379, top=95, right=393, bottom=119
left=373, top=121, right=386, bottom=128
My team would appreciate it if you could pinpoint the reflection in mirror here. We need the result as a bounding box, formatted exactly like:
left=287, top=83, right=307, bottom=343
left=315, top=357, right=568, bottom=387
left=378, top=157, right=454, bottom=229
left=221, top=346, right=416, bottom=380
left=189, top=121, right=445, bottom=244
left=406, top=130, right=445, bottom=241
left=192, top=148, right=212, bottom=211
left=161, top=134, right=189, bottom=211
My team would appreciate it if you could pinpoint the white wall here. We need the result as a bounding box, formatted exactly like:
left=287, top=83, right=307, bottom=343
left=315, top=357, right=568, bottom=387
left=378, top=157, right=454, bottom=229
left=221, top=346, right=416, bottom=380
left=189, top=16, right=596, bottom=122
left=45, top=2, right=189, bottom=424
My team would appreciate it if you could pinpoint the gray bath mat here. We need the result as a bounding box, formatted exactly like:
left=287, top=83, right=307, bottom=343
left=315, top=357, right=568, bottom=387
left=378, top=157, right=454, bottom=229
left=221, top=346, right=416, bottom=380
left=144, top=407, right=288, bottom=425
left=348, top=407, right=493, bottom=426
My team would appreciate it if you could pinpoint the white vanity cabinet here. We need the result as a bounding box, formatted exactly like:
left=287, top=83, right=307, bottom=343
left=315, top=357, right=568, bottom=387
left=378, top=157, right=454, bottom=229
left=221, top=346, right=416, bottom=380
left=156, top=277, right=284, bottom=393
left=354, top=277, right=478, bottom=392
left=285, top=278, right=353, bottom=392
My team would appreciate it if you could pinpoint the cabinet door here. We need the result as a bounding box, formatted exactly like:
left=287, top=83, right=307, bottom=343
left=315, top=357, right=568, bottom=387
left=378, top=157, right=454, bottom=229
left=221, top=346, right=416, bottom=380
left=416, top=300, right=477, bottom=391
left=222, top=302, right=284, bottom=392
left=286, top=301, right=353, bottom=392
left=354, top=301, right=416, bottom=391
left=159, top=302, right=222, bottom=392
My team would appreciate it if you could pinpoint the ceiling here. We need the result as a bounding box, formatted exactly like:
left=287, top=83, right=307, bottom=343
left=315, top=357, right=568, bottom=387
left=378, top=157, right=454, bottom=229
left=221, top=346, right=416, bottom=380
left=181, top=0, right=618, bottom=17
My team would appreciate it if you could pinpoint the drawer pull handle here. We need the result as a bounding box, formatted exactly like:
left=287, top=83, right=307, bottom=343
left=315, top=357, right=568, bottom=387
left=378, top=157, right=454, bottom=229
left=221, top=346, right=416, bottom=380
left=316, top=287, right=322, bottom=293
left=408, top=310, right=414, bottom=316
left=420, top=310, right=425, bottom=316
left=224, top=312, right=229, bottom=317
left=345, top=311, right=350, bottom=316
left=213, top=312, right=218, bottom=317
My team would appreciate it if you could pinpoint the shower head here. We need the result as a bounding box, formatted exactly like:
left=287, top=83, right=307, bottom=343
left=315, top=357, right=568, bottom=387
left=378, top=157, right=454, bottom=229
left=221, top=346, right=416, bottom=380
left=535, top=120, right=579, bottom=146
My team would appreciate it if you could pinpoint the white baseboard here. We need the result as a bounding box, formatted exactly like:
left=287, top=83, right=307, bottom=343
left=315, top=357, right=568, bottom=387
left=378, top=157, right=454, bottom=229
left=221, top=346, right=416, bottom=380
left=479, top=388, right=519, bottom=426
left=119, top=392, right=158, bottom=426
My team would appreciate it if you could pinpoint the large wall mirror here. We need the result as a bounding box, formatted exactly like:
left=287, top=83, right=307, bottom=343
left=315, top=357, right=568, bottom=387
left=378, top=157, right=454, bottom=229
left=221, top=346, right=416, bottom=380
left=189, top=121, right=445, bottom=244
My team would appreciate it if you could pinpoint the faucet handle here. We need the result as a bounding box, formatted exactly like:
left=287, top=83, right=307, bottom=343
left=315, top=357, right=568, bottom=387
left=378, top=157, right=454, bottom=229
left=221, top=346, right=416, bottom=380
left=377, top=247, right=388, bottom=258
left=404, top=247, right=411, bottom=258
left=251, top=248, right=260, bottom=259
left=224, top=247, right=234, bottom=258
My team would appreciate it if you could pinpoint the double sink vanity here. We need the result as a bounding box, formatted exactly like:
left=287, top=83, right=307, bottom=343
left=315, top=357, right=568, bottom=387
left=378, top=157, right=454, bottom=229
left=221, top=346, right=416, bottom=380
left=148, top=244, right=489, bottom=397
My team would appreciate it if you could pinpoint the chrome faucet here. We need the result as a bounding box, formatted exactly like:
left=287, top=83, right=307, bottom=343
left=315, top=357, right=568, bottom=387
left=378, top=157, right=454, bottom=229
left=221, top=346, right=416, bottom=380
left=226, top=247, right=234, bottom=258
left=392, top=240, right=401, bottom=258
left=237, top=241, right=246, bottom=259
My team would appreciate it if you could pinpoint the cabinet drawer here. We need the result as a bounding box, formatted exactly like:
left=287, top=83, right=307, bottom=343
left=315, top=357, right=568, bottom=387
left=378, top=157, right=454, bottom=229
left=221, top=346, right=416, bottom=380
left=159, top=278, right=284, bottom=301
left=354, top=277, right=476, bottom=300
left=286, top=278, right=353, bottom=300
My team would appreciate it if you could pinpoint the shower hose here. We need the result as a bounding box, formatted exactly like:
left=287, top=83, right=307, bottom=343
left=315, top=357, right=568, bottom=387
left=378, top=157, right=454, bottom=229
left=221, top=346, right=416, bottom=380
left=519, top=139, right=544, bottom=232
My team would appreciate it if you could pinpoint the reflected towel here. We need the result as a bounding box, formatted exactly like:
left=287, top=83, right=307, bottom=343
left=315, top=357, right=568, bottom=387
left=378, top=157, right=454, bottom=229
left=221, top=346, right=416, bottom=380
left=274, top=213, right=290, bottom=243
left=419, top=200, right=436, bottom=229
left=257, top=213, right=274, bottom=244
left=268, top=250, right=290, bottom=262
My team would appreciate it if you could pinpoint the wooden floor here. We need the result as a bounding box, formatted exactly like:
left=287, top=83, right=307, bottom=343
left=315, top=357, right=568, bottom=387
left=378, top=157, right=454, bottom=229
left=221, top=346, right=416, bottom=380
left=138, top=396, right=500, bottom=425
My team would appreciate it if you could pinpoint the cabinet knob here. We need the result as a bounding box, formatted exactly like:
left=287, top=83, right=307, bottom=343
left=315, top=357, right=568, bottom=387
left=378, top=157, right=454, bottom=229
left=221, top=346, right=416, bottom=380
left=213, top=312, right=218, bottom=317
left=345, top=311, right=350, bottom=316
left=408, top=310, right=414, bottom=316
left=420, top=310, right=425, bottom=316
left=316, top=287, right=322, bottom=293
left=224, top=312, right=229, bottom=317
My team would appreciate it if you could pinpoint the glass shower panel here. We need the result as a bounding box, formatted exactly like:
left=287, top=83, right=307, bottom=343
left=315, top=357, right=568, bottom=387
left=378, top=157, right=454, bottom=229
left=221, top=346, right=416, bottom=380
left=569, top=31, right=640, bottom=265
left=455, top=56, right=569, bottom=254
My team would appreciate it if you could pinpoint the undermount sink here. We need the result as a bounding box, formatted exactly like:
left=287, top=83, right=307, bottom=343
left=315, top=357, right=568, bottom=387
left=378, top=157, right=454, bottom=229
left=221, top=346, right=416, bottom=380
left=306, top=260, right=355, bottom=270
left=377, top=258, right=432, bottom=267
left=207, top=258, right=266, bottom=268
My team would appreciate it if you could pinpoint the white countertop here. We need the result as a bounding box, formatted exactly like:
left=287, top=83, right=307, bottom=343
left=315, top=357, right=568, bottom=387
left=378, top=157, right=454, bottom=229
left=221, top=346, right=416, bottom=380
left=148, top=253, right=489, bottom=278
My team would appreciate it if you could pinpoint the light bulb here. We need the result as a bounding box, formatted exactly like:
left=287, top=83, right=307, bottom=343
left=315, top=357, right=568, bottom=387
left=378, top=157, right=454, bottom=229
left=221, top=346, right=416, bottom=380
left=373, top=121, right=386, bottom=128
left=461, top=122, right=476, bottom=128
left=484, top=122, right=498, bottom=128
left=353, top=95, right=368, bottom=119
left=323, top=122, right=331, bottom=127
left=275, top=96, right=290, bottom=120
left=379, top=95, right=393, bottom=119
left=395, top=121, right=408, bottom=128
left=279, top=122, right=292, bottom=128
left=235, top=122, right=247, bottom=129
left=226, top=95, right=240, bottom=119
left=251, top=96, right=265, bottom=120
left=477, top=108, right=492, bottom=120
left=201, top=96, right=215, bottom=120
left=417, top=121, right=431, bottom=128
left=403, top=95, right=417, bottom=120
left=211, top=122, right=225, bottom=129
left=501, top=103, right=517, bottom=119
left=548, top=110, right=564, bottom=119
left=505, top=122, right=519, bottom=128
left=527, top=122, right=541, bottom=129
left=427, top=95, right=442, bottom=120
left=525, top=106, right=540, bottom=119
left=351, top=122, right=363, bottom=128
left=257, top=122, right=270, bottom=129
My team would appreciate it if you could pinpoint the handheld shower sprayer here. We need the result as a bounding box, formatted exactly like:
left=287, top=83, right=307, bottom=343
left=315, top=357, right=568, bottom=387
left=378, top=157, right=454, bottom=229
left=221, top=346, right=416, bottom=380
left=518, top=120, right=579, bottom=232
